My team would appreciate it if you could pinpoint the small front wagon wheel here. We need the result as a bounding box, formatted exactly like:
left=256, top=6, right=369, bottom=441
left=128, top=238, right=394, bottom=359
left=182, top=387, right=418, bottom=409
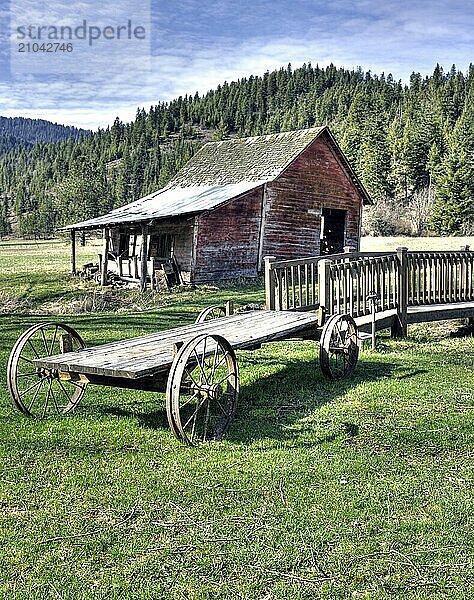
left=166, top=334, right=239, bottom=446
left=7, top=322, right=87, bottom=417
left=195, top=305, right=226, bottom=324
left=320, top=314, right=359, bottom=380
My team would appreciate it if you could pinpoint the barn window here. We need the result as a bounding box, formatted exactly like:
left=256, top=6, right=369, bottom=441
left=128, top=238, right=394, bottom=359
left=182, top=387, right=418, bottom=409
left=149, top=233, right=174, bottom=259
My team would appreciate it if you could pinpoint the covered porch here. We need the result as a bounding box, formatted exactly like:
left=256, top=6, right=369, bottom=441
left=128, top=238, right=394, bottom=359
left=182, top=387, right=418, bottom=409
left=69, top=216, right=196, bottom=290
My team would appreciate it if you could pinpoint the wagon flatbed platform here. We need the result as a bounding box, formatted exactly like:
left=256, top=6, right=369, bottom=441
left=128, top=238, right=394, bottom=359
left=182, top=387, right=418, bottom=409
left=33, top=310, right=320, bottom=380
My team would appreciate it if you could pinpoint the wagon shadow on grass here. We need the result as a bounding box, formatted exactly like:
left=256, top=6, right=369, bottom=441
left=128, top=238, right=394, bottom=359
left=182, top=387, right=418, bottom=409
left=225, top=355, right=398, bottom=444
left=95, top=353, right=406, bottom=445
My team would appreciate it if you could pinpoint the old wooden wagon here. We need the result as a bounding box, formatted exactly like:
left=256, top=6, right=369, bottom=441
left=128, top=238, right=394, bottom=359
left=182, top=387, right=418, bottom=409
left=6, top=304, right=358, bottom=446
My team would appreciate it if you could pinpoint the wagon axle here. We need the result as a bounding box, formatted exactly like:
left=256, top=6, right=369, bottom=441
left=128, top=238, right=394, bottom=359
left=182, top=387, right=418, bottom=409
left=36, top=366, right=58, bottom=379
left=188, top=382, right=223, bottom=399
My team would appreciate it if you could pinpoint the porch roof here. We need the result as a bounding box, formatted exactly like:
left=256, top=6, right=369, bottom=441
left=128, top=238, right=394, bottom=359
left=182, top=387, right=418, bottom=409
left=63, top=180, right=265, bottom=230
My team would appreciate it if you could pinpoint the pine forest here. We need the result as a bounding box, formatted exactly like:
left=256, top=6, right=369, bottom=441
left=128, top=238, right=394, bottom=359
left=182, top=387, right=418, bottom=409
left=0, top=62, right=473, bottom=238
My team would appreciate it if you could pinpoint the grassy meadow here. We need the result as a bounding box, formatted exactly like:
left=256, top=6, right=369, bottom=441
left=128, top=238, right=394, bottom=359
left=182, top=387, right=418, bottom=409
left=0, top=236, right=473, bottom=599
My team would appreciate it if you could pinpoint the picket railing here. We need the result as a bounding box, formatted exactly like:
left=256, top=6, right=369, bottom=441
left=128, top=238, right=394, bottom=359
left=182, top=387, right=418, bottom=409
left=264, top=251, right=395, bottom=311
left=407, top=251, right=474, bottom=305
left=265, top=246, right=474, bottom=336
left=325, top=254, right=398, bottom=318
left=265, top=256, right=319, bottom=311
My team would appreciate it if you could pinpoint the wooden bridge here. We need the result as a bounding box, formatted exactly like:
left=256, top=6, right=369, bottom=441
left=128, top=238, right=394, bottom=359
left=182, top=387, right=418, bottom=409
left=264, top=246, right=474, bottom=337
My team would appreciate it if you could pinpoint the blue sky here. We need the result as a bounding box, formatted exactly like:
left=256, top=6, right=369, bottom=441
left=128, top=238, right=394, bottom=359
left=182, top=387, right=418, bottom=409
left=0, top=0, right=472, bottom=129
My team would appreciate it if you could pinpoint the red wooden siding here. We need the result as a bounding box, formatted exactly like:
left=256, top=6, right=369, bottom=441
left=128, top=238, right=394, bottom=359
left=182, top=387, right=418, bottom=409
left=261, top=132, right=363, bottom=262
left=193, top=187, right=262, bottom=281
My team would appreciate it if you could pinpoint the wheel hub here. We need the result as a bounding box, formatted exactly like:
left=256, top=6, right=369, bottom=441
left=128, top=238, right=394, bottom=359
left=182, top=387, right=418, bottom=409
left=37, top=367, right=59, bottom=380
left=192, top=382, right=223, bottom=400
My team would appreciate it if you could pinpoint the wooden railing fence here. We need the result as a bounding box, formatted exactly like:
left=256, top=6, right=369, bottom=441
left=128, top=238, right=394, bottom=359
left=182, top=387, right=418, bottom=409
left=407, top=251, right=474, bottom=306
left=265, top=246, right=474, bottom=336
left=99, top=254, right=153, bottom=281
left=265, top=251, right=396, bottom=312
left=325, top=254, right=398, bottom=317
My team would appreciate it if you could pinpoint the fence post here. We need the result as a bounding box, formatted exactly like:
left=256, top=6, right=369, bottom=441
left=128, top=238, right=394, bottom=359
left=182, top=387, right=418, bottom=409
left=318, top=259, right=331, bottom=316
left=225, top=300, right=234, bottom=316
left=264, top=256, right=277, bottom=310
left=392, top=246, right=408, bottom=338
left=140, top=224, right=148, bottom=292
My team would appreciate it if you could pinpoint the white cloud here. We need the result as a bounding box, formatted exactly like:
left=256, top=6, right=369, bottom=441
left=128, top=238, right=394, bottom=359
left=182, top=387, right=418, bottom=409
left=1, top=0, right=472, bottom=128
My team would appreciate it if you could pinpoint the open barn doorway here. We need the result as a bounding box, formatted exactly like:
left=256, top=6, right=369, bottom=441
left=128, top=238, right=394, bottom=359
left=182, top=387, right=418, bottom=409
left=320, top=208, right=346, bottom=255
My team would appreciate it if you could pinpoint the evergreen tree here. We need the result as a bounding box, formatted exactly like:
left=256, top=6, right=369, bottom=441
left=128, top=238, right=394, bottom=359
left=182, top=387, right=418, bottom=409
left=0, top=196, right=10, bottom=237
left=430, top=89, right=474, bottom=234
left=52, top=160, right=111, bottom=227
left=358, top=110, right=392, bottom=203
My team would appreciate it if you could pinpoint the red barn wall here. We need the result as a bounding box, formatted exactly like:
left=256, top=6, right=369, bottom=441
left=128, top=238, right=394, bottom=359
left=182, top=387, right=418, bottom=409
left=261, top=132, right=364, bottom=262
left=193, top=187, right=262, bottom=281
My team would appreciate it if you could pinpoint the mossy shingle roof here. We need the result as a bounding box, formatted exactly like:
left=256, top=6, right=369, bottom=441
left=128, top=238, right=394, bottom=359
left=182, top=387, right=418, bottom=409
left=168, top=127, right=325, bottom=187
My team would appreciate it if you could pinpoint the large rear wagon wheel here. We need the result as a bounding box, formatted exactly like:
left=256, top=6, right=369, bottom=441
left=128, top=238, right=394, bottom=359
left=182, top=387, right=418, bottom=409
left=7, top=323, right=87, bottom=417
left=319, top=314, right=359, bottom=380
left=166, top=334, right=239, bottom=446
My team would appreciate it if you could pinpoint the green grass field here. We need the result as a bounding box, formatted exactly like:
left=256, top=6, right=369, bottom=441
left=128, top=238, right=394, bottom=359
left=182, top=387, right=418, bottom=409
left=0, top=238, right=473, bottom=599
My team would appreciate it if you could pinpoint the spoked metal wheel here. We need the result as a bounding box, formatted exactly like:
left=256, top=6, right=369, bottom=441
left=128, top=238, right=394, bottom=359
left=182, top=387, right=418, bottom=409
left=166, top=334, right=239, bottom=446
left=319, top=314, right=359, bottom=380
left=7, top=323, right=87, bottom=417
left=195, top=305, right=226, bottom=324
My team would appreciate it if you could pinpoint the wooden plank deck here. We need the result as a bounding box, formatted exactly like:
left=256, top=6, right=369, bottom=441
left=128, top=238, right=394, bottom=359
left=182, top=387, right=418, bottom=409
left=354, top=302, right=474, bottom=333
left=354, top=309, right=398, bottom=334
left=34, top=311, right=320, bottom=380
left=407, top=302, right=474, bottom=323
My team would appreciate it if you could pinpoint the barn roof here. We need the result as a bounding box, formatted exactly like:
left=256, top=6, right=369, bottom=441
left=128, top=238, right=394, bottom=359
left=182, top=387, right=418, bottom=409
left=168, top=126, right=326, bottom=187
left=65, top=126, right=371, bottom=230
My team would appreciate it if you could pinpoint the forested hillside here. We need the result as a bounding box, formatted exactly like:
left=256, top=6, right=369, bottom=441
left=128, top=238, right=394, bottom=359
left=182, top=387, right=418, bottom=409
left=0, top=116, right=88, bottom=152
left=0, top=62, right=472, bottom=238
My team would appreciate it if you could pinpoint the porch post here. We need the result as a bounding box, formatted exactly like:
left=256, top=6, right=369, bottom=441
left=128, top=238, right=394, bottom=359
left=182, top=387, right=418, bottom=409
left=100, top=228, right=110, bottom=286
left=70, top=229, right=76, bottom=275
left=140, top=224, right=148, bottom=292
left=318, top=259, right=332, bottom=315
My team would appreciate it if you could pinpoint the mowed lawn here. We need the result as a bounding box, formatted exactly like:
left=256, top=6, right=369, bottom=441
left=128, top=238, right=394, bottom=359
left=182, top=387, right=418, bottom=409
left=0, top=237, right=473, bottom=599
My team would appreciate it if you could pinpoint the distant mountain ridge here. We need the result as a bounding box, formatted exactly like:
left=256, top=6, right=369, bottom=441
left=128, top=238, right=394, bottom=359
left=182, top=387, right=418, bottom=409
left=0, top=116, right=89, bottom=154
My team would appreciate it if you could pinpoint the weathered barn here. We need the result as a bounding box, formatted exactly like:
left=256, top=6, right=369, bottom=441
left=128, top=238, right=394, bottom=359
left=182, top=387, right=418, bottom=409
left=66, top=126, right=371, bottom=286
